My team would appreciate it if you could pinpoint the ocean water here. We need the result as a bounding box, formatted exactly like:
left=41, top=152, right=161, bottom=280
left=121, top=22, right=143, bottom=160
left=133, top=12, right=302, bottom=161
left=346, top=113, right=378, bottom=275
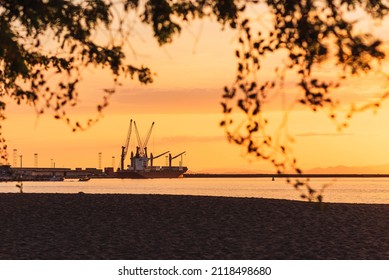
left=1, top=177, right=389, bottom=204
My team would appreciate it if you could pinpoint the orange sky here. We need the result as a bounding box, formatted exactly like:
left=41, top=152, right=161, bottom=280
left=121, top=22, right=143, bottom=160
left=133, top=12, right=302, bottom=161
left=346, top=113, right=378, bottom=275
left=3, top=12, right=389, bottom=173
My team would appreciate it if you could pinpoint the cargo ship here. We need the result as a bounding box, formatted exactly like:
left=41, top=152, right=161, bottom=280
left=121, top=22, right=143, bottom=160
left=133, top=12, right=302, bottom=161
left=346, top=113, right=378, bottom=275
left=115, top=120, right=187, bottom=179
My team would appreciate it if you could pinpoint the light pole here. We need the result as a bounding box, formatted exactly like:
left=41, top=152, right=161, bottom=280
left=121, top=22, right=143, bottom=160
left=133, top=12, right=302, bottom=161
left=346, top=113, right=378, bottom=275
left=13, top=149, right=17, bottom=167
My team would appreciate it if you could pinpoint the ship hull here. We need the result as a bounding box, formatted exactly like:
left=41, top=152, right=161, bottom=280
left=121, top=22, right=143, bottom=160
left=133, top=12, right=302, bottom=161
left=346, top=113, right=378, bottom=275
left=115, top=166, right=188, bottom=179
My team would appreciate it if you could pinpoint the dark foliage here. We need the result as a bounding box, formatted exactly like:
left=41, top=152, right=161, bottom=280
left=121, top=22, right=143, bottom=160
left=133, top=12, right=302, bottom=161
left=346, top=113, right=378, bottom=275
left=220, top=0, right=388, bottom=201
left=1, top=0, right=388, bottom=200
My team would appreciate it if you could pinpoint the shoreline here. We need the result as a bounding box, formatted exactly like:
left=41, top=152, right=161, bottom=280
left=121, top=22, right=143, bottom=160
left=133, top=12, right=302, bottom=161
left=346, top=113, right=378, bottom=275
left=184, top=173, right=389, bottom=178
left=3, top=172, right=389, bottom=183
left=1, top=193, right=388, bottom=259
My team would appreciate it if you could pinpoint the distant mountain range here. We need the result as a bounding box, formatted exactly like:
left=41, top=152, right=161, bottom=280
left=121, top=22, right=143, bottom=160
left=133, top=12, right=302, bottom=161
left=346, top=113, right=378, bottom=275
left=306, top=164, right=389, bottom=174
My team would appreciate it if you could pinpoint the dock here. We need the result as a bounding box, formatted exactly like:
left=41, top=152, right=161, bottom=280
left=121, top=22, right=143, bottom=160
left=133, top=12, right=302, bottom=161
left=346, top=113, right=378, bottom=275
left=184, top=173, right=389, bottom=178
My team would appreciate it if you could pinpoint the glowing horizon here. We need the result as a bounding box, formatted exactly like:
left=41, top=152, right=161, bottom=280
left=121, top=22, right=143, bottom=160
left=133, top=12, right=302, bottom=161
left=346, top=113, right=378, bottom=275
left=3, top=16, right=389, bottom=174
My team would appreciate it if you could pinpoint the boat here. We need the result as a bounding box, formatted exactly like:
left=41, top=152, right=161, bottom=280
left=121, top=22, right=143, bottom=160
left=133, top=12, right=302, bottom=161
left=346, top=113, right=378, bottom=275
left=115, top=120, right=188, bottom=179
left=49, top=175, right=64, bottom=181
left=79, top=176, right=90, bottom=182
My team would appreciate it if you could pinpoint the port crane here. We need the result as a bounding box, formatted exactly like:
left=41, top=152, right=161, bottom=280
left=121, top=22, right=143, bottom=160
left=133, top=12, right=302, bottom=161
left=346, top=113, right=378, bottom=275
left=115, top=120, right=188, bottom=177
left=150, top=151, right=170, bottom=167
left=134, top=121, right=155, bottom=158
left=120, top=119, right=133, bottom=170
left=169, top=151, right=186, bottom=167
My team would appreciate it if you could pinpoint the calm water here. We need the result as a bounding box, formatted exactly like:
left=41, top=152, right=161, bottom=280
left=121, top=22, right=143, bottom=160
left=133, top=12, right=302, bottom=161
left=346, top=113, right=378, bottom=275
left=1, top=177, right=389, bottom=204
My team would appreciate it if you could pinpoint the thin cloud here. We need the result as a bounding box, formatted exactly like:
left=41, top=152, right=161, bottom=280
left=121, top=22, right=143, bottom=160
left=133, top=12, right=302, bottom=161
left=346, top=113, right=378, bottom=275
left=111, top=87, right=221, bottom=114
left=158, top=135, right=225, bottom=144
left=295, top=132, right=354, bottom=137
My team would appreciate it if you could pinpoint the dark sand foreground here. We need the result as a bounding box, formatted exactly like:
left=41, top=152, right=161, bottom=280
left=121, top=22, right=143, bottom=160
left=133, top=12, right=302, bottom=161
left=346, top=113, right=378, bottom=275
left=0, top=193, right=388, bottom=259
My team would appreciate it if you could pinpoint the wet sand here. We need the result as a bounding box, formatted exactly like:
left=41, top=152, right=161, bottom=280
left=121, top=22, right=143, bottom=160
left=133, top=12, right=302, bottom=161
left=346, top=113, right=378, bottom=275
left=0, top=193, right=388, bottom=259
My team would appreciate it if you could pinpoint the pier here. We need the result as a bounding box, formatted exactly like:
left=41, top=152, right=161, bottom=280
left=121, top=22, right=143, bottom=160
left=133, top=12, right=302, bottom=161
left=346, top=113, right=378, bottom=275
left=184, top=173, right=389, bottom=178
left=0, top=165, right=111, bottom=181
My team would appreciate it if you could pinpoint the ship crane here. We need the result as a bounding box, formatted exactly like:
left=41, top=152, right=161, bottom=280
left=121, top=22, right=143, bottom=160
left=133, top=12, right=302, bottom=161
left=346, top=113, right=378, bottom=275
left=169, top=151, right=186, bottom=167
left=134, top=121, right=155, bottom=157
left=115, top=120, right=188, bottom=178
left=150, top=151, right=170, bottom=167
left=120, top=119, right=133, bottom=170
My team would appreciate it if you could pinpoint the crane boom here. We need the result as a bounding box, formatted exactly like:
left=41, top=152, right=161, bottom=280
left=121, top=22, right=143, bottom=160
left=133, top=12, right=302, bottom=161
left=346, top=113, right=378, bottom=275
left=143, top=122, right=155, bottom=151
left=133, top=121, right=155, bottom=157
left=133, top=121, right=142, bottom=151
left=168, top=151, right=186, bottom=167
left=123, top=120, right=133, bottom=157
left=153, top=150, right=169, bottom=159
left=172, top=151, right=186, bottom=160
left=120, top=119, right=133, bottom=170
left=150, top=151, right=169, bottom=167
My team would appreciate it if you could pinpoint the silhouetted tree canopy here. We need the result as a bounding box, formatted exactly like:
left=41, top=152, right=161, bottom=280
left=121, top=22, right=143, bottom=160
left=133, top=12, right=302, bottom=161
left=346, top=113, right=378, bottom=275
left=1, top=0, right=388, bottom=201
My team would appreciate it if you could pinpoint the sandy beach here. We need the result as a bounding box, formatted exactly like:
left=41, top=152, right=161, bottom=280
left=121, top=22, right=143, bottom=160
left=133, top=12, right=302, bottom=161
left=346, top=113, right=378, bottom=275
left=0, top=193, right=388, bottom=259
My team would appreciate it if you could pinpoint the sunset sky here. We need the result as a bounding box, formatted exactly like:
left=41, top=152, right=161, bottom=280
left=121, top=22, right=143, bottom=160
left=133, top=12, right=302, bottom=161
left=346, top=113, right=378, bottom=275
left=3, top=8, right=389, bottom=173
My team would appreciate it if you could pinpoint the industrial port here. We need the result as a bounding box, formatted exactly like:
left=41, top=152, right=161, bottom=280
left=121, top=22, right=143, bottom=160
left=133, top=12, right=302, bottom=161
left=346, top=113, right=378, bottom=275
left=0, top=120, right=188, bottom=181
